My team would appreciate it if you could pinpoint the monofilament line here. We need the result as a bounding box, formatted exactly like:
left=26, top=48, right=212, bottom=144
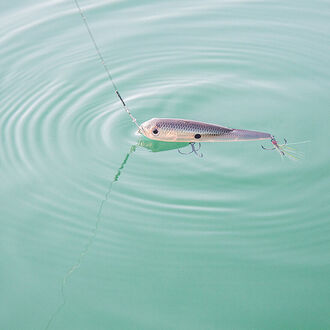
left=73, top=0, right=141, bottom=131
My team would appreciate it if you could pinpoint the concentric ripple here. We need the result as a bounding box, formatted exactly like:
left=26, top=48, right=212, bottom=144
left=1, top=0, right=330, bottom=329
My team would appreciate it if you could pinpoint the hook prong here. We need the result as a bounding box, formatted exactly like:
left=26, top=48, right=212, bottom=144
left=178, top=148, right=193, bottom=155
left=178, top=142, right=203, bottom=157
left=261, top=145, right=275, bottom=151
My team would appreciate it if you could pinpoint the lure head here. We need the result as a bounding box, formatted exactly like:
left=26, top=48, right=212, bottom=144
left=140, top=118, right=175, bottom=141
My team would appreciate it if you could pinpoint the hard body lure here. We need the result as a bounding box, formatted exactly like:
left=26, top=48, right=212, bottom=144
left=140, top=118, right=272, bottom=143
left=140, top=118, right=290, bottom=158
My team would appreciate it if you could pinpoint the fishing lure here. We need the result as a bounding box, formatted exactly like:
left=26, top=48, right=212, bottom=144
left=139, top=118, right=290, bottom=158
left=140, top=118, right=271, bottom=142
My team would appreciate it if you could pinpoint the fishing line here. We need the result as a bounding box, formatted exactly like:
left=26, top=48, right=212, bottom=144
left=73, top=0, right=141, bottom=131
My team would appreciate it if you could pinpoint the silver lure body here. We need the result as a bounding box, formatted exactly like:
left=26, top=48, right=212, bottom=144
left=140, top=118, right=272, bottom=143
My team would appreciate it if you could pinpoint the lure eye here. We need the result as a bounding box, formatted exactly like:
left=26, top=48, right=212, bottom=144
left=194, top=133, right=201, bottom=139
left=152, top=128, right=159, bottom=135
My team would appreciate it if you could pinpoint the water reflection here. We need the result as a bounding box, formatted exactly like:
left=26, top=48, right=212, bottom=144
left=137, top=136, right=189, bottom=152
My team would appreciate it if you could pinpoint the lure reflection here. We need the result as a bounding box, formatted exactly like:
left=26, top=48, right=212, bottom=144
left=137, top=137, right=188, bottom=152
left=137, top=136, right=206, bottom=157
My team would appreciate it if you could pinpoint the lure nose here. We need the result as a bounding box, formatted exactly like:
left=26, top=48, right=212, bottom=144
left=139, top=118, right=159, bottom=139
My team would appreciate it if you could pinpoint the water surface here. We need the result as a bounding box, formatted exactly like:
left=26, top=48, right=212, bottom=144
left=1, top=0, right=330, bottom=329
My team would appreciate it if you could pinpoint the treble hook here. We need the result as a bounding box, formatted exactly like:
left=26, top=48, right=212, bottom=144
left=261, top=137, right=287, bottom=156
left=178, top=142, right=203, bottom=158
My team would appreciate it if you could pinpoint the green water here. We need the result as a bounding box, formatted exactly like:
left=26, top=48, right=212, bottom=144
left=1, top=0, right=330, bottom=329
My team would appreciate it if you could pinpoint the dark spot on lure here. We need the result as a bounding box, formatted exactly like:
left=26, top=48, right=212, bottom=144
left=194, top=133, right=201, bottom=139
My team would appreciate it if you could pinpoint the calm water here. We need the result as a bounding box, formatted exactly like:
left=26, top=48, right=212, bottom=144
left=1, top=0, right=330, bottom=329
